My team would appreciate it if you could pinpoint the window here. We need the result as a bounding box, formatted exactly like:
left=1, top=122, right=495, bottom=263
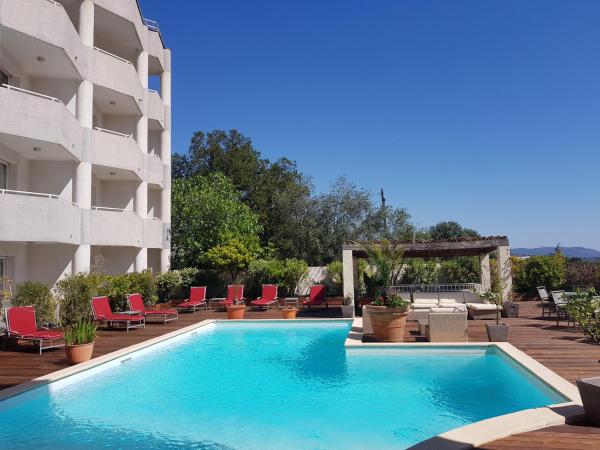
left=0, top=257, right=6, bottom=279
left=0, top=67, right=9, bottom=86
left=0, top=161, right=7, bottom=189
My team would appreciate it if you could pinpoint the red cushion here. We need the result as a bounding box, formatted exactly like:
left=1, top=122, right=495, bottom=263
left=17, top=330, right=63, bottom=340
left=178, top=299, right=205, bottom=307
left=251, top=298, right=276, bottom=305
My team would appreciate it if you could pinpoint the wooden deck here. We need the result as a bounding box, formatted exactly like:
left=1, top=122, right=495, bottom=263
left=1, top=301, right=600, bottom=448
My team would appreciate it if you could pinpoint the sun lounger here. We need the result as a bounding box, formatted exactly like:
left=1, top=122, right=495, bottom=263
left=210, top=285, right=245, bottom=309
left=250, top=284, right=278, bottom=309
left=128, top=293, right=178, bottom=324
left=303, top=285, right=327, bottom=309
left=177, top=286, right=207, bottom=312
left=5, top=306, right=64, bottom=354
left=91, top=296, right=145, bottom=332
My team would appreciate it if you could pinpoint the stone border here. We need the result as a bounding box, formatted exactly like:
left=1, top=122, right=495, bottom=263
left=347, top=317, right=585, bottom=449
left=0, top=318, right=352, bottom=407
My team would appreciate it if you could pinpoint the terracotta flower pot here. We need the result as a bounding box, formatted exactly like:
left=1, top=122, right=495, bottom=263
left=282, top=308, right=297, bottom=319
left=226, top=304, right=246, bottom=320
left=366, top=305, right=409, bottom=342
left=65, top=342, right=95, bottom=365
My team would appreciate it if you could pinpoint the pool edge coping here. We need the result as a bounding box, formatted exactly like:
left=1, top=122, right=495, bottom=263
left=347, top=317, right=586, bottom=450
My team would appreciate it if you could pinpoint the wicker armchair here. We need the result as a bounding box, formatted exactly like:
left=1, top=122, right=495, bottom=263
left=425, top=310, right=469, bottom=342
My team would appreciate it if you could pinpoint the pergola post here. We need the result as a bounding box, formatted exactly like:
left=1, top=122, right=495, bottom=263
left=479, top=253, right=491, bottom=291
left=496, top=245, right=513, bottom=302
left=342, top=249, right=355, bottom=312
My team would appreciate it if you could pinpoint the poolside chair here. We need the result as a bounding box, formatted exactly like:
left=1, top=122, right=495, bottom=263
left=303, top=285, right=327, bottom=310
left=210, top=285, right=245, bottom=310
left=177, top=286, right=207, bottom=312
left=425, top=309, right=468, bottom=342
left=537, top=286, right=555, bottom=318
left=552, top=291, right=573, bottom=327
left=5, top=306, right=64, bottom=354
left=127, top=293, right=178, bottom=324
left=91, top=296, right=145, bottom=332
left=250, top=284, right=278, bottom=310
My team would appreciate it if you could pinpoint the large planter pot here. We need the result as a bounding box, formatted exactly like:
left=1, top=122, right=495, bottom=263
left=226, top=305, right=246, bottom=320
left=282, top=308, right=297, bottom=319
left=577, top=377, right=600, bottom=426
left=341, top=304, right=354, bottom=318
left=485, top=323, right=510, bottom=342
left=65, top=342, right=95, bottom=365
left=366, top=305, right=409, bottom=342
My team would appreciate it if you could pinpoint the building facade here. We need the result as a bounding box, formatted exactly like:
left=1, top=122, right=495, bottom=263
left=0, top=0, right=171, bottom=286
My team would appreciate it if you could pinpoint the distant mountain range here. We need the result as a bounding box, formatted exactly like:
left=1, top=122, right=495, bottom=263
left=512, top=247, right=600, bottom=260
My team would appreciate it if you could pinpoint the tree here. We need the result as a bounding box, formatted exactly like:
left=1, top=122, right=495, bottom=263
left=428, top=221, right=480, bottom=241
left=171, top=173, right=262, bottom=269
left=204, top=234, right=260, bottom=283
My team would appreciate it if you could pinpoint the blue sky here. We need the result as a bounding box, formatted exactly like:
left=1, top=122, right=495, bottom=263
left=142, top=0, right=600, bottom=249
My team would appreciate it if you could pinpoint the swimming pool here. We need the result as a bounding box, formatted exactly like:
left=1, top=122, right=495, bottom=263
left=0, top=321, right=567, bottom=449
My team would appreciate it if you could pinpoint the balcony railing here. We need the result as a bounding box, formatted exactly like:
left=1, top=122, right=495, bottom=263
left=93, top=46, right=133, bottom=65
left=390, top=283, right=483, bottom=293
left=1, top=84, right=63, bottom=103
left=143, top=18, right=160, bottom=32
left=93, top=127, right=132, bottom=138
left=92, top=206, right=135, bottom=213
left=45, top=0, right=62, bottom=7
left=0, top=189, right=78, bottom=206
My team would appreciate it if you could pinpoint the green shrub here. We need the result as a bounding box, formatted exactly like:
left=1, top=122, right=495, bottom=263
left=13, top=282, right=57, bottom=325
left=64, top=319, right=97, bottom=345
left=125, top=270, right=157, bottom=306
left=566, top=259, right=600, bottom=292
left=513, top=253, right=566, bottom=293
left=566, top=289, right=600, bottom=342
left=56, top=273, right=105, bottom=325
left=179, top=267, right=201, bottom=296
left=156, top=271, right=182, bottom=302
left=247, top=258, right=308, bottom=297
left=438, top=257, right=480, bottom=283
left=401, top=258, right=439, bottom=284
left=325, top=260, right=343, bottom=296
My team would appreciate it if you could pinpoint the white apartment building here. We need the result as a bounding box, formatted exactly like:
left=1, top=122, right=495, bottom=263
left=0, top=0, right=171, bottom=286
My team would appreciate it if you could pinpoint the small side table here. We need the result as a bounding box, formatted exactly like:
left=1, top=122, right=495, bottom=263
left=120, top=310, right=142, bottom=316
left=280, top=297, right=299, bottom=309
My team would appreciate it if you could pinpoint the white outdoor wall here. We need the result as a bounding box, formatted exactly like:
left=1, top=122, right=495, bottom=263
left=147, top=189, right=161, bottom=218
left=29, top=161, right=75, bottom=201
left=0, top=243, right=27, bottom=283
left=148, top=130, right=162, bottom=157
left=27, top=244, right=75, bottom=285
left=96, top=180, right=136, bottom=209
left=101, top=114, right=139, bottom=137
left=0, top=143, right=29, bottom=190
left=91, top=246, right=136, bottom=274
left=29, top=77, right=79, bottom=115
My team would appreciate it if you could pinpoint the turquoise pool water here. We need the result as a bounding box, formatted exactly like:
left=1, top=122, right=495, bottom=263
left=0, top=321, right=565, bottom=449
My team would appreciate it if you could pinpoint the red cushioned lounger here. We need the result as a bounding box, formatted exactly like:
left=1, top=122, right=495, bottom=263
left=5, top=306, right=64, bottom=354
left=176, top=286, right=207, bottom=312
left=250, top=284, right=279, bottom=310
left=91, top=296, right=145, bottom=332
left=303, top=285, right=328, bottom=309
left=127, top=293, right=178, bottom=324
left=211, top=285, right=245, bottom=310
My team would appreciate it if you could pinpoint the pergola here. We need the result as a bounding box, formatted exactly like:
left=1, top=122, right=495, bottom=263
left=342, top=236, right=512, bottom=307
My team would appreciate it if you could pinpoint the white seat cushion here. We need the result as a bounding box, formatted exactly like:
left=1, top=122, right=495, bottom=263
left=466, top=303, right=500, bottom=311
left=411, top=303, right=438, bottom=309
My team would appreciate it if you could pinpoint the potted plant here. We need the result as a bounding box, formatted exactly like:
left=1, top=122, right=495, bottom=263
left=64, top=319, right=97, bottom=364
left=226, top=295, right=246, bottom=320
left=480, top=285, right=509, bottom=342
left=282, top=307, right=297, bottom=319
left=362, top=240, right=410, bottom=342
left=341, top=295, right=354, bottom=318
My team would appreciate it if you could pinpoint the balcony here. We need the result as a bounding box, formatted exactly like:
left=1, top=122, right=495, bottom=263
left=90, top=47, right=144, bottom=108
left=147, top=89, right=164, bottom=126
left=146, top=24, right=165, bottom=71
left=91, top=128, right=143, bottom=179
left=0, top=0, right=84, bottom=78
left=146, top=153, right=163, bottom=186
left=0, top=189, right=80, bottom=244
left=90, top=207, right=143, bottom=247
left=0, top=85, right=82, bottom=161
left=144, top=217, right=163, bottom=248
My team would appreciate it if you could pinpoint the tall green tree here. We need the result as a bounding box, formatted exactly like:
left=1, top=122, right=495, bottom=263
left=171, top=173, right=262, bottom=268
left=428, top=221, right=480, bottom=241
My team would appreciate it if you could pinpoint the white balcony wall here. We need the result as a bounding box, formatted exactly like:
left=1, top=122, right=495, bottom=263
left=29, top=77, right=79, bottom=116
left=0, top=86, right=82, bottom=160
left=144, top=218, right=162, bottom=248
left=0, top=143, right=30, bottom=191
left=29, top=161, right=75, bottom=202
left=147, top=90, right=164, bottom=125
left=148, top=130, right=162, bottom=158
left=90, top=210, right=143, bottom=247
left=94, top=0, right=146, bottom=44
left=93, top=179, right=136, bottom=210
left=0, top=194, right=80, bottom=244
left=91, top=130, right=143, bottom=178
left=90, top=47, right=143, bottom=102
left=27, top=244, right=75, bottom=285
left=147, top=32, right=165, bottom=72
left=147, top=189, right=161, bottom=218
left=146, top=154, right=163, bottom=186
left=91, top=245, right=137, bottom=274
left=0, top=0, right=84, bottom=77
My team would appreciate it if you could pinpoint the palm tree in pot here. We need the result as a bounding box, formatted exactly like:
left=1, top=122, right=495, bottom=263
left=362, top=240, right=410, bottom=342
